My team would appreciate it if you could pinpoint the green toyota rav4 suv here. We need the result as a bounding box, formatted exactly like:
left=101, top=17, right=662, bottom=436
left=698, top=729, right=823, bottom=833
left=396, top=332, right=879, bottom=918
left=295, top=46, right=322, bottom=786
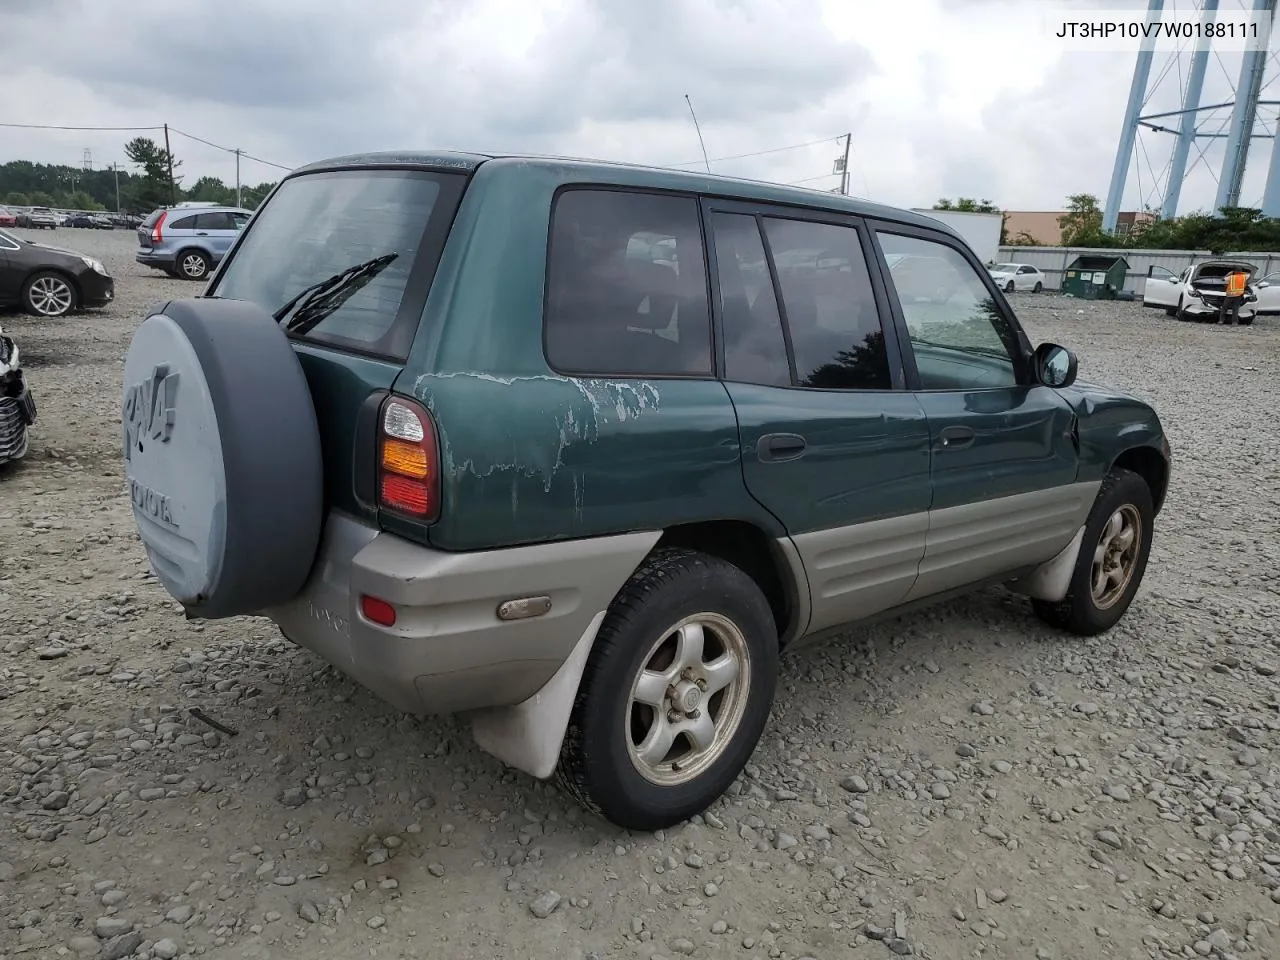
left=122, top=151, right=1171, bottom=830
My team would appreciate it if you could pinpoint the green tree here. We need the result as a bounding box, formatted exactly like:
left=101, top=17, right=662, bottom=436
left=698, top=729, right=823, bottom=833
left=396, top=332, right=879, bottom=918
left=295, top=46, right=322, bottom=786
left=1057, top=194, right=1115, bottom=246
left=240, top=182, right=277, bottom=209
left=64, top=190, right=104, bottom=211
left=28, top=191, right=55, bottom=207
left=124, top=136, right=182, bottom=209
left=934, top=197, right=1000, bottom=213
left=187, top=175, right=236, bottom=205
left=4, top=191, right=30, bottom=206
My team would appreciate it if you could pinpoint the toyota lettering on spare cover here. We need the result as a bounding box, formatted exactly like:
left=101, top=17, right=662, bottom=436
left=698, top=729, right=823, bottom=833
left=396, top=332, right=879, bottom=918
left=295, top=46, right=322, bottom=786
left=121, top=309, right=228, bottom=607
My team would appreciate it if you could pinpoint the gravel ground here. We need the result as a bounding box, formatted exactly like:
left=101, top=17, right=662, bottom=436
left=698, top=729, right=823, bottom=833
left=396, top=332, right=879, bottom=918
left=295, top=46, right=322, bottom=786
left=1, top=228, right=1278, bottom=960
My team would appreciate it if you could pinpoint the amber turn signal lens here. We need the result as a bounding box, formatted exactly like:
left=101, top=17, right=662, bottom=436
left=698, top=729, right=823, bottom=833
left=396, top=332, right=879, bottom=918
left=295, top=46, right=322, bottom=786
left=381, top=438, right=429, bottom=478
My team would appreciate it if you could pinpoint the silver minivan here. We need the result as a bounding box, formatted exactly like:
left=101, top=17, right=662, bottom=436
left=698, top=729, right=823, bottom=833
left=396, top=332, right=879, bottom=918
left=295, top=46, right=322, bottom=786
left=136, top=203, right=252, bottom=280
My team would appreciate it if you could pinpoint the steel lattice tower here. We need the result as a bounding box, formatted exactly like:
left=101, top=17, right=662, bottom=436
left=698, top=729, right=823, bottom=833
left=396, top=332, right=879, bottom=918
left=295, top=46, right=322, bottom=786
left=1103, top=0, right=1280, bottom=230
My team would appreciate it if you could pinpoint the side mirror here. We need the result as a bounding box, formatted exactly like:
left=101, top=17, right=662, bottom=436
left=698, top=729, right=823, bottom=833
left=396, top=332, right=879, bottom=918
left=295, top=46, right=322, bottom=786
left=1033, top=342, right=1077, bottom=388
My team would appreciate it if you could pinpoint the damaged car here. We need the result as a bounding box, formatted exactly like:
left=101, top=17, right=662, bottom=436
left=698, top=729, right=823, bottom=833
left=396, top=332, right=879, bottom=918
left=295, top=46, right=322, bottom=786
left=0, top=325, right=36, bottom=465
left=120, top=150, right=1171, bottom=831
left=1142, top=259, right=1280, bottom=324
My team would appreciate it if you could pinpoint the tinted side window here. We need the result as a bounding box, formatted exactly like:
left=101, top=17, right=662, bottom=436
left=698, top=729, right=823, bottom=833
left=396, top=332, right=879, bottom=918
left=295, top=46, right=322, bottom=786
left=877, top=233, right=1020, bottom=390
left=169, top=215, right=197, bottom=231
left=708, top=212, right=790, bottom=387
left=196, top=212, right=235, bottom=230
left=545, top=189, right=712, bottom=377
left=761, top=217, right=890, bottom=390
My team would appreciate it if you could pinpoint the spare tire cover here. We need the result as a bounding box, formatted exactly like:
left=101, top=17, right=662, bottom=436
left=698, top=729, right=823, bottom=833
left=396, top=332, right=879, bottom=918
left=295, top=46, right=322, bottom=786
left=122, top=297, right=323, bottom=619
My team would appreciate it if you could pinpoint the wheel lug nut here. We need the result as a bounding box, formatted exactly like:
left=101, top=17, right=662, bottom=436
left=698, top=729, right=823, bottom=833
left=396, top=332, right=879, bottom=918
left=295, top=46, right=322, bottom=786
left=696, top=678, right=707, bottom=691
left=688, top=709, right=701, bottom=719
left=667, top=710, right=681, bottom=723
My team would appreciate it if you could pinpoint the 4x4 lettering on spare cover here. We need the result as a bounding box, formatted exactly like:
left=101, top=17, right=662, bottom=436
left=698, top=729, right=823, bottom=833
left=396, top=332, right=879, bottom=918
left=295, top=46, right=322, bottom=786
left=124, top=364, right=179, bottom=528
left=124, top=363, right=179, bottom=461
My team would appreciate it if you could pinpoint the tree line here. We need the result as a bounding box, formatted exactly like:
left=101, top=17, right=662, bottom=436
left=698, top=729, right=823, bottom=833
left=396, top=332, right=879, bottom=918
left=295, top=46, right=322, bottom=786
left=934, top=194, right=1280, bottom=252
left=0, top=137, right=277, bottom=214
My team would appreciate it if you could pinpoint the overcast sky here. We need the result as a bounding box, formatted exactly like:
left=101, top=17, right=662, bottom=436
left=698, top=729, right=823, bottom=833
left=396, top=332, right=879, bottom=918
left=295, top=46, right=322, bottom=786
left=3, top=0, right=1277, bottom=215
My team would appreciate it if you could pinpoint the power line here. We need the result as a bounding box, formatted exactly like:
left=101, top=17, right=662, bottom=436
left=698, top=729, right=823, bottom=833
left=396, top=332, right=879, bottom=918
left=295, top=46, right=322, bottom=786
left=666, top=136, right=844, bottom=169
left=0, top=121, right=164, bottom=132
left=0, top=119, right=294, bottom=172
left=168, top=126, right=293, bottom=171
left=787, top=172, right=841, bottom=185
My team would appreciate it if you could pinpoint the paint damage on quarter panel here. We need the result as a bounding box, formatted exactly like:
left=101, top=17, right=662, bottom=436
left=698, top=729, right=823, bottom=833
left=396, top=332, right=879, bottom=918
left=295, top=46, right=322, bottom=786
left=407, top=372, right=750, bottom=552
left=413, top=372, right=660, bottom=491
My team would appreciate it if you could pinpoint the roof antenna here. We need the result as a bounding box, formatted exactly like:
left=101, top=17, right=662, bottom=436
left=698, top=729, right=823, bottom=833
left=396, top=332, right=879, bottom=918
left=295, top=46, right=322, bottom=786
left=684, top=94, right=711, bottom=174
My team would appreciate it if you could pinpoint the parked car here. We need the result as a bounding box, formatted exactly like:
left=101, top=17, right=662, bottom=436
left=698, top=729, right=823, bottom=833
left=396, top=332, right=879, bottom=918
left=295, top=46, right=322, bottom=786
left=66, top=213, right=112, bottom=229
left=0, top=323, right=35, bottom=465
left=0, top=227, right=114, bottom=317
left=136, top=204, right=252, bottom=280
left=987, top=261, right=1045, bottom=293
left=0, top=208, right=16, bottom=229
left=120, top=150, right=1171, bottom=830
left=15, top=207, right=58, bottom=230
left=1143, top=259, right=1280, bottom=323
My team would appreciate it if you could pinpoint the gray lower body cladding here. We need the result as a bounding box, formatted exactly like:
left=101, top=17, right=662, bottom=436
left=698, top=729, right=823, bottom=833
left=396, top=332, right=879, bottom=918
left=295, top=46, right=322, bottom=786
left=271, top=483, right=1100, bottom=719
left=264, top=512, right=660, bottom=716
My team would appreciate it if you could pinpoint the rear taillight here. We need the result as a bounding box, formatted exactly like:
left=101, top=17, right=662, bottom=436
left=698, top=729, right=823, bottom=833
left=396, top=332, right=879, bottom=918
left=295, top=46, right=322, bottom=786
left=377, top=396, right=440, bottom=521
left=151, top=211, right=167, bottom=244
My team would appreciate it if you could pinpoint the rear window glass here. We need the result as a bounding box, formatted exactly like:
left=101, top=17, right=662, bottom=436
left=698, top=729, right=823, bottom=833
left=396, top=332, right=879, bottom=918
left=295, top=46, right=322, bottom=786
left=209, top=169, right=465, bottom=359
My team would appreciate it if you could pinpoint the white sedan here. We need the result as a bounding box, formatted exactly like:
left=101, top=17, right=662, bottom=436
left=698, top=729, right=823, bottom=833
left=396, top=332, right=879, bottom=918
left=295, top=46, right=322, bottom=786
left=987, top=262, right=1045, bottom=293
left=1142, top=260, right=1280, bottom=325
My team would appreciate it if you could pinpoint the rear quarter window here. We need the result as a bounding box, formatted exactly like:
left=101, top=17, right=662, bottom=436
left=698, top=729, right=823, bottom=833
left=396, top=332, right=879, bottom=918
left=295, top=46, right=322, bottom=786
left=543, top=187, right=713, bottom=377
left=208, top=169, right=466, bottom=359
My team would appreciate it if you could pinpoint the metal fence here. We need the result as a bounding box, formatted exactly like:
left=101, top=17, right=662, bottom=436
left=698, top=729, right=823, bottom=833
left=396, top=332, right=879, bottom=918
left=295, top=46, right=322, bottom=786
left=994, top=246, right=1280, bottom=294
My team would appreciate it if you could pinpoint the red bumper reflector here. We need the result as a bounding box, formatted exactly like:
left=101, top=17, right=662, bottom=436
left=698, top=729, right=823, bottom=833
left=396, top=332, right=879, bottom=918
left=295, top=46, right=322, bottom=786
left=360, top=595, right=397, bottom=627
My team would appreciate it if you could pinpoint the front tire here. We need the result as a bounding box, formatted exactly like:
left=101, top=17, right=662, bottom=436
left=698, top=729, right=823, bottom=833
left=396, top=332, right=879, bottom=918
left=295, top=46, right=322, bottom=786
left=557, top=548, right=779, bottom=831
left=22, top=271, right=76, bottom=317
left=1005, top=280, right=1015, bottom=293
left=1032, top=467, right=1154, bottom=636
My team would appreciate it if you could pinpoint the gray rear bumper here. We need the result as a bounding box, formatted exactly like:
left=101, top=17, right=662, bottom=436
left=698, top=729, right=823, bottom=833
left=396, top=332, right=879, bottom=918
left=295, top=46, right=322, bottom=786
left=265, top=512, right=657, bottom=716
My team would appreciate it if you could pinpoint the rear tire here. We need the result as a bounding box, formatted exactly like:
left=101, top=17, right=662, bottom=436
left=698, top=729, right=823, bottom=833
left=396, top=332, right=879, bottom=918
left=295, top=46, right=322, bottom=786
left=177, top=249, right=210, bottom=281
left=556, top=547, right=779, bottom=831
left=1031, top=467, right=1154, bottom=636
left=1033, top=281, right=1043, bottom=293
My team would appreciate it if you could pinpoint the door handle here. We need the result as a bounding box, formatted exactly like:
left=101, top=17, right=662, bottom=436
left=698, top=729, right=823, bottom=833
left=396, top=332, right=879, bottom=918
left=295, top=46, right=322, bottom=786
left=758, top=433, right=807, bottom=462
left=196, top=232, right=209, bottom=236
left=938, top=425, right=975, bottom=450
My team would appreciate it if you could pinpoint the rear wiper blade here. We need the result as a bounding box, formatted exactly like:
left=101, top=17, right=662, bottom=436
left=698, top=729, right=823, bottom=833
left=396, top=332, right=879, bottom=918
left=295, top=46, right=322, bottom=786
left=272, top=253, right=398, bottom=333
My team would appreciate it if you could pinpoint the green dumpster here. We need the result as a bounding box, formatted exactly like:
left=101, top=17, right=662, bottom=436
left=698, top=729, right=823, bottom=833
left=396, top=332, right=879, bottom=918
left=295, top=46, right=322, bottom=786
left=1061, top=254, right=1130, bottom=300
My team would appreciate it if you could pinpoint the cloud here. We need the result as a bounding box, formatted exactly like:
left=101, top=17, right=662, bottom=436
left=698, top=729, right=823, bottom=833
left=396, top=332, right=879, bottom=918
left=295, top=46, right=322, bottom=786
left=0, top=0, right=1269, bottom=215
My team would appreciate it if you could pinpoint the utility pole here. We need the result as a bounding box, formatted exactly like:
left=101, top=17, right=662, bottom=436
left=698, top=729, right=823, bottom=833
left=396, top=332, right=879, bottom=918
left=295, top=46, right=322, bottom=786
left=110, top=162, right=121, bottom=212
left=163, top=123, right=176, bottom=206
left=234, top=149, right=242, bottom=207
left=840, top=133, right=851, bottom=195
